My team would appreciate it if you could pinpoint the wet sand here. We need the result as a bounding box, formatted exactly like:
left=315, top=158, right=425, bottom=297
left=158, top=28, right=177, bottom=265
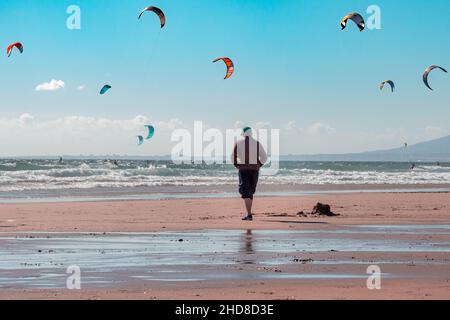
left=2, top=278, right=449, bottom=300
left=0, top=192, right=450, bottom=300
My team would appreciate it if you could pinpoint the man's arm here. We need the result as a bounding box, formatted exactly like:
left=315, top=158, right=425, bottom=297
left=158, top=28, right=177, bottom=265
left=258, top=142, right=268, bottom=167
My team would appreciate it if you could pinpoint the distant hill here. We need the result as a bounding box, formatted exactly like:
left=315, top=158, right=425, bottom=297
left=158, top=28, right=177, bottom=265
left=282, top=135, right=450, bottom=162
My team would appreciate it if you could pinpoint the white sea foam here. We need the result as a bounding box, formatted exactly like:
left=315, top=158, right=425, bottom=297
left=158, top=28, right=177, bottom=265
left=0, top=160, right=449, bottom=193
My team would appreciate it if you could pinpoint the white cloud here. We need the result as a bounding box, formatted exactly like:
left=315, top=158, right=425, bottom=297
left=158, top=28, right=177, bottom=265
left=233, top=121, right=271, bottom=130
left=283, top=121, right=335, bottom=136
left=19, top=113, right=34, bottom=126
left=77, top=85, right=86, bottom=90
left=283, top=121, right=303, bottom=135
left=284, top=121, right=297, bottom=131
left=233, top=120, right=244, bottom=129
left=306, top=122, right=336, bottom=135
left=1, top=115, right=448, bottom=156
left=0, top=114, right=185, bottom=156
left=35, top=79, right=65, bottom=92
left=253, top=121, right=271, bottom=130
left=424, top=126, right=449, bottom=139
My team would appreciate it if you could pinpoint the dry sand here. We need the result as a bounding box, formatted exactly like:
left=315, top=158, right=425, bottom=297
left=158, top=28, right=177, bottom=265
left=1, top=192, right=449, bottom=232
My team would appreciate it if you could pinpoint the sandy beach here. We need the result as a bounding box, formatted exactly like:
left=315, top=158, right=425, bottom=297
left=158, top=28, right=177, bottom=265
left=0, top=192, right=449, bottom=232
left=1, top=191, right=449, bottom=300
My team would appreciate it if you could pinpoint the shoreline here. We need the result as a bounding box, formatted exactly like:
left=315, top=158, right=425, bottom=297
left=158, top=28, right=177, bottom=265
left=1, top=183, right=450, bottom=204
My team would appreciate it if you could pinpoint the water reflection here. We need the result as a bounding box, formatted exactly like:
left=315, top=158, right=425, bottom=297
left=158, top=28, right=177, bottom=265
left=1, top=227, right=449, bottom=288
left=238, top=230, right=255, bottom=265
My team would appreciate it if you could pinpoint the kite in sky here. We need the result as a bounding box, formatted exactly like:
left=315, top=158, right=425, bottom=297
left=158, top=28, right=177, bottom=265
left=212, top=57, right=235, bottom=79
left=341, top=13, right=365, bottom=31
left=137, top=135, right=144, bottom=146
left=139, top=6, right=166, bottom=28
left=7, top=42, right=23, bottom=57
left=100, top=85, right=112, bottom=95
left=380, top=80, right=395, bottom=93
left=423, top=66, right=447, bottom=91
left=145, top=125, right=155, bottom=140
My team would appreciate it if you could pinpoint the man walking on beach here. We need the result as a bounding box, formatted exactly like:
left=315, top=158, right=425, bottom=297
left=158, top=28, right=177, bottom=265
left=231, top=127, right=267, bottom=221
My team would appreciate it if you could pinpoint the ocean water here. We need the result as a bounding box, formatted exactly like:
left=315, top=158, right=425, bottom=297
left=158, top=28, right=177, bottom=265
left=0, top=159, right=449, bottom=201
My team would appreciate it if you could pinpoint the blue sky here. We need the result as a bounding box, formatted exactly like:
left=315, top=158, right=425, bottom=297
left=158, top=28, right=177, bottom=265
left=0, top=0, right=449, bottom=156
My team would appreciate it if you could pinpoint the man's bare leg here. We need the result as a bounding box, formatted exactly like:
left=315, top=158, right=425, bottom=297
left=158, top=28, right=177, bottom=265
left=244, top=198, right=253, bottom=215
left=242, top=198, right=253, bottom=221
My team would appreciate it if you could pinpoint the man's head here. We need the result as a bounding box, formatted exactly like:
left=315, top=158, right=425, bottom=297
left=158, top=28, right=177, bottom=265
left=242, top=126, right=253, bottom=137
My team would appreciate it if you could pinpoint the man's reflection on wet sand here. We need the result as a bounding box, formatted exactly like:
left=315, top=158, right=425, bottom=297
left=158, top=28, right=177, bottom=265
left=239, top=229, right=255, bottom=265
